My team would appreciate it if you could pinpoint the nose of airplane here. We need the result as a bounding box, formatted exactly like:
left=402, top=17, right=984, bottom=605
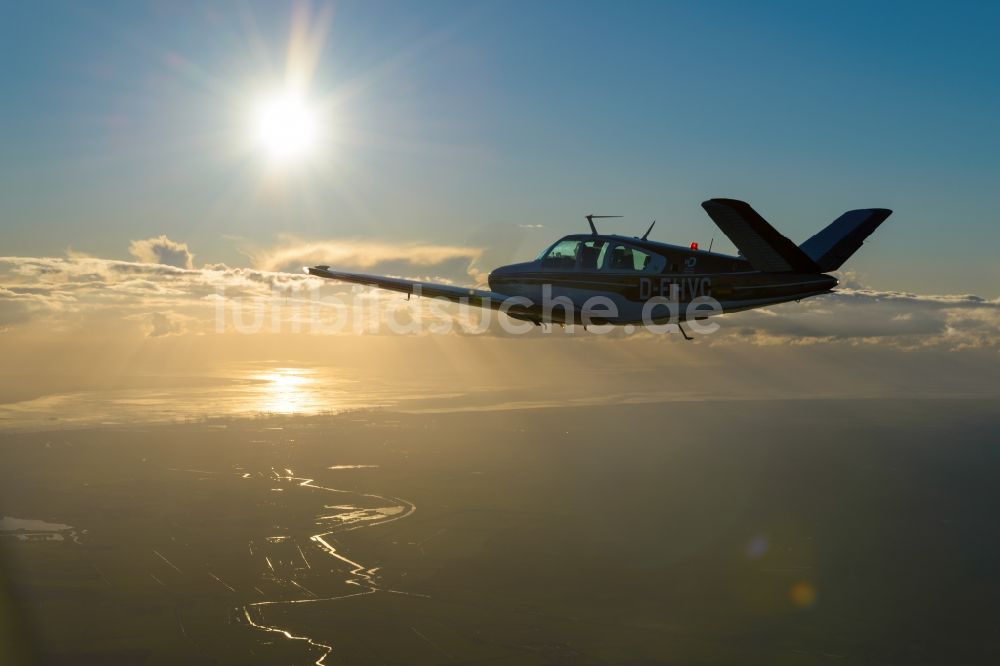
left=490, top=263, right=519, bottom=275
left=488, top=262, right=534, bottom=291
left=487, top=263, right=512, bottom=290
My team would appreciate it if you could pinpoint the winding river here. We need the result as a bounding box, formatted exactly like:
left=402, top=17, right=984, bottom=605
left=240, top=468, right=418, bottom=665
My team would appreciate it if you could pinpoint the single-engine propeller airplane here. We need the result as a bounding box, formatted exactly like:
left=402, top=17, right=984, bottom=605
left=307, top=198, right=891, bottom=338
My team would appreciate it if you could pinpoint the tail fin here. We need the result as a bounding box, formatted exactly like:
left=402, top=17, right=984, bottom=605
left=800, top=208, right=892, bottom=271
left=701, top=199, right=820, bottom=273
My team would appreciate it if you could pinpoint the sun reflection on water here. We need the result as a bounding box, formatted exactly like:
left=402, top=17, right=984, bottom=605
left=0, top=364, right=455, bottom=430
left=252, top=368, right=317, bottom=415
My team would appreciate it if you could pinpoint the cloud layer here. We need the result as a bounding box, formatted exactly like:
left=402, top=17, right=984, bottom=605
left=1, top=237, right=999, bottom=349
left=709, top=287, right=1000, bottom=350
left=249, top=237, right=484, bottom=283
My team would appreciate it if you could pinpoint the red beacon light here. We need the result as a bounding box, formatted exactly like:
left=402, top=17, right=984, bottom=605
left=690, top=242, right=699, bottom=250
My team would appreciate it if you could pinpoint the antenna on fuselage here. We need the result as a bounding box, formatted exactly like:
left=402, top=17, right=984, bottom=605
left=585, top=214, right=622, bottom=235
left=640, top=220, right=656, bottom=240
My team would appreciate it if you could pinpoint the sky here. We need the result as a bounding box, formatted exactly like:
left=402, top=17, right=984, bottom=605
left=1, top=1, right=999, bottom=414
left=2, top=1, right=999, bottom=288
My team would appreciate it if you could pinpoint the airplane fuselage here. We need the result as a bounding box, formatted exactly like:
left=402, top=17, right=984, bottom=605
left=487, top=234, right=838, bottom=325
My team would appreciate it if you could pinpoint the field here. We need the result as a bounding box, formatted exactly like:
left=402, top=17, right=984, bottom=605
left=2, top=399, right=999, bottom=665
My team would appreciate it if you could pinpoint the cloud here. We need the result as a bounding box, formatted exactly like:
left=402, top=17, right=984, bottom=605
left=703, top=287, right=1000, bottom=350
left=0, top=283, right=78, bottom=331
left=126, top=311, right=191, bottom=337
left=250, top=237, right=483, bottom=282
left=0, top=289, right=36, bottom=330
left=1, top=247, right=998, bottom=349
left=129, top=235, right=194, bottom=269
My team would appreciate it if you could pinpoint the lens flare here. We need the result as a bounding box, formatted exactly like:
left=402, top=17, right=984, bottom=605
left=790, top=581, right=817, bottom=608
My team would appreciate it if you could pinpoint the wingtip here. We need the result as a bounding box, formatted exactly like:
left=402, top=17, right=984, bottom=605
left=703, top=197, right=748, bottom=206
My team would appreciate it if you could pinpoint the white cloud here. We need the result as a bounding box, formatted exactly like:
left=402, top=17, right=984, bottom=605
left=1, top=247, right=998, bottom=349
left=126, top=311, right=191, bottom=337
left=704, top=287, right=1000, bottom=349
left=250, top=236, right=483, bottom=280
left=128, top=235, right=194, bottom=269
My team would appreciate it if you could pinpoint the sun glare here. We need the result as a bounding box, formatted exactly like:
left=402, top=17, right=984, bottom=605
left=251, top=89, right=321, bottom=166
left=254, top=368, right=315, bottom=414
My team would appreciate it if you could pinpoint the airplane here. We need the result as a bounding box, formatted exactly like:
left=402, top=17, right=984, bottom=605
left=306, top=198, right=891, bottom=338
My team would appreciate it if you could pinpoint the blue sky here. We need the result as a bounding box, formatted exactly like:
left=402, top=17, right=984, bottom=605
left=2, top=1, right=999, bottom=294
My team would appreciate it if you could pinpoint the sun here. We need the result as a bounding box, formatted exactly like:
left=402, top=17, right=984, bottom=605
left=250, top=88, right=322, bottom=166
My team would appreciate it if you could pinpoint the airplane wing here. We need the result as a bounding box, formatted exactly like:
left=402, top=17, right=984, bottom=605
left=305, top=266, right=615, bottom=325
left=305, top=266, right=512, bottom=309
left=701, top=198, right=821, bottom=273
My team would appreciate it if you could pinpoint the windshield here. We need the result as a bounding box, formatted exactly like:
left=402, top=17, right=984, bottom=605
left=539, top=239, right=580, bottom=268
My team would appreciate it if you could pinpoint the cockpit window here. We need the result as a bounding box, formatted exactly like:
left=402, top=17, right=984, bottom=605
left=538, top=239, right=663, bottom=272
left=579, top=240, right=609, bottom=270
left=540, top=239, right=581, bottom=269
left=607, top=244, right=664, bottom=272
